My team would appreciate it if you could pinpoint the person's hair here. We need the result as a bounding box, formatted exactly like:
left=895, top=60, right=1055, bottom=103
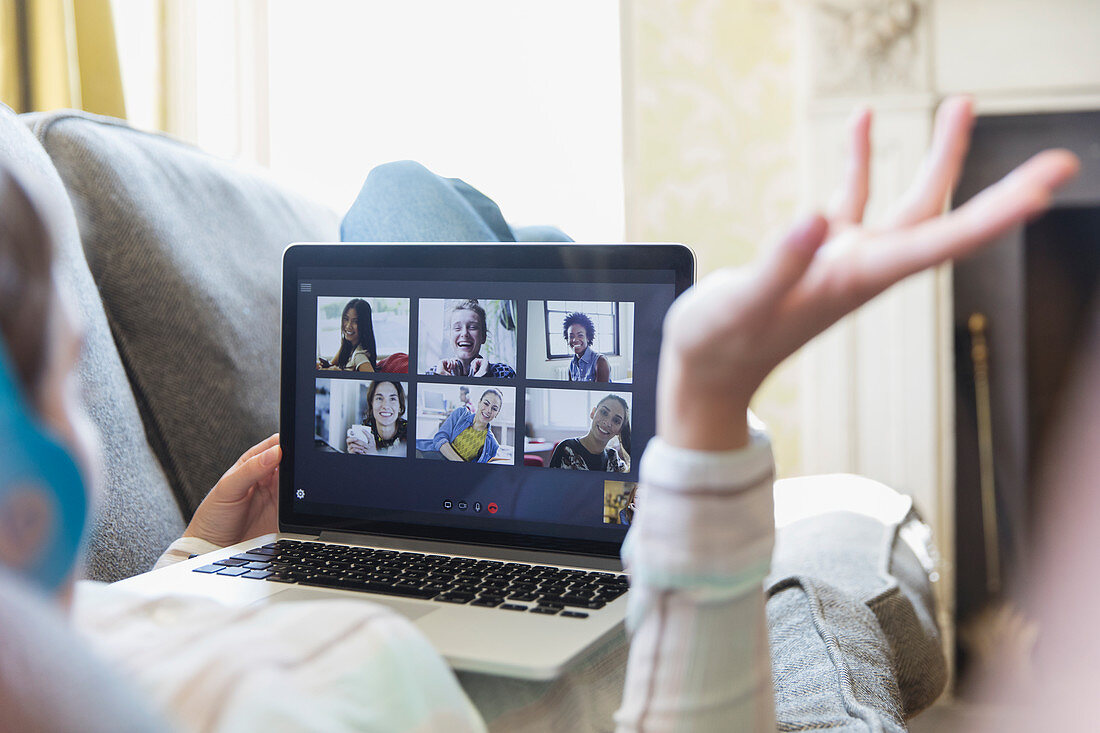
left=0, top=166, right=56, bottom=400
left=363, top=379, right=406, bottom=425
left=479, top=388, right=504, bottom=406
left=452, top=299, right=488, bottom=343
left=623, top=484, right=638, bottom=524
left=335, top=298, right=377, bottom=371
left=562, top=312, right=596, bottom=345
left=595, top=394, right=631, bottom=457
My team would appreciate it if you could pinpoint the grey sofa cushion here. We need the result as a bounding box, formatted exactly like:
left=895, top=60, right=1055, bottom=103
left=33, top=111, right=340, bottom=513
left=2, top=105, right=184, bottom=582
left=767, top=511, right=946, bottom=731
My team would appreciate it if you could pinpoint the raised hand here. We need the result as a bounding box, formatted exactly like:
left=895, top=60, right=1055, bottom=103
left=657, top=97, right=1079, bottom=451
left=183, top=433, right=281, bottom=546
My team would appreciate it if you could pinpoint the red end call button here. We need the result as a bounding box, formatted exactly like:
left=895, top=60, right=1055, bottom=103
left=487, top=502, right=499, bottom=514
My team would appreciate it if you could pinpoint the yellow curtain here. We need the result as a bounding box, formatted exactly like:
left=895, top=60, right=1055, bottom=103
left=0, top=0, right=125, bottom=117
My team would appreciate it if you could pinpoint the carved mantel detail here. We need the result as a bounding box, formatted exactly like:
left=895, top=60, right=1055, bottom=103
left=805, top=0, right=929, bottom=97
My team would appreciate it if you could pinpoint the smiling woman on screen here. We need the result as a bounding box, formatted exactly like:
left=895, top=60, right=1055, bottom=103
left=318, top=298, right=378, bottom=372
left=548, top=394, right=630, bottom=472
left=346, top=380, right=408, bottom=457
left=563, top=311, right=611, bottom=383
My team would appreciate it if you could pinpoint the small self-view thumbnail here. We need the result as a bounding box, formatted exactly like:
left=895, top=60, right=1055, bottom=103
left=417, top=298, right=518, bottom=378
left=316, top=296, right=410, bottom=373
left=315, top=378, right=409, bottom=458
left=414, top=383, right=517, bottom=465
left=526, top=300, right=634, bottom=383
left=524, top=388, right=631, bottom=473
left=605, top=481, right=637, bottom=526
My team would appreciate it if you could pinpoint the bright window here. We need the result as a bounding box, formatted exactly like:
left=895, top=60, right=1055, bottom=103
left=266, top=1, right=624, bottom=240
left=116, top=1, right=626, bottom=243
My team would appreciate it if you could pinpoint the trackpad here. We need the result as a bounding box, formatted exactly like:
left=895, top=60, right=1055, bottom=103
left=265, top=586, right=439, bottom=621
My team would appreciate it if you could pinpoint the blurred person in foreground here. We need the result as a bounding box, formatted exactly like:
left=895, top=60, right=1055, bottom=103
left=0, top=95, right=1083, bottom=731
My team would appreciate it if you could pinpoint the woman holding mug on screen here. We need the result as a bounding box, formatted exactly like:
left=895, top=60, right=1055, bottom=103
left=346, top=380, right=408, bottom=457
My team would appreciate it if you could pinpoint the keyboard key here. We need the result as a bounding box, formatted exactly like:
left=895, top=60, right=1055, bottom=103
left=244, top=561, right=271, bottom=570
left=437, top=593, right=474, bottom=604
left=232, top=553, right=276, bottom=563
left=214, top=558, right=247, bottom=567
left=243, top=570, right=273, bottom=579
left=530, top=606, right=560, bottom=615
left=560, top=611, right=589, bottom=619
left=471, top=598, right=502, bottom=607
left=194, top=564, right=222, bottom=574
left=217, top=567, right=249, bottom=576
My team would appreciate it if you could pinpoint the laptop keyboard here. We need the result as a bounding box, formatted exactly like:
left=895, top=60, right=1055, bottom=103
left=192, top=539, right=629, bottom=619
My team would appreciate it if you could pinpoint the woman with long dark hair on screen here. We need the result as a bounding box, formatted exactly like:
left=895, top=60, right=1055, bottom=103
left=319, top=298, right=378, bottom=372
left=548, top=394, right=630, bottom=472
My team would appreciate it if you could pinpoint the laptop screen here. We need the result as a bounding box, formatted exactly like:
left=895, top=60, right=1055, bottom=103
left=280, top=243, right=694, bottom=557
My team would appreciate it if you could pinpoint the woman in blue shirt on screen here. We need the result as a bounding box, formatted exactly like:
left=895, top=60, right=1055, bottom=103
left=415, top=388, right=503, bottom=463
left=564, top=312, right=610, bottom=383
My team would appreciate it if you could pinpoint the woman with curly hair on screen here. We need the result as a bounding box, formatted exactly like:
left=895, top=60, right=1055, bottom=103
left=563, top=311, right=610, bottom=383
left=548, top=394, right=630, bottom=472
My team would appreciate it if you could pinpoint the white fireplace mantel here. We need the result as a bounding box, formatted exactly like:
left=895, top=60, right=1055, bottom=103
left=792, top=0, right=1100, bottom=672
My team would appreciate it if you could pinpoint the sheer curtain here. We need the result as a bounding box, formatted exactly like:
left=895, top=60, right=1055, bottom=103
left=113, top=0, right=625, bottom=240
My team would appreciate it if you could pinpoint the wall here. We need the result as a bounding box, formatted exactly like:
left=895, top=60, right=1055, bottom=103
left=620, top=0, right=801, bottom=474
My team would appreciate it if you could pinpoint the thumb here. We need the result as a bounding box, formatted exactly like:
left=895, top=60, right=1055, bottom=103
left=215, top=444, right=281, bottom=502
left=754, top=213, right=828, bottom=307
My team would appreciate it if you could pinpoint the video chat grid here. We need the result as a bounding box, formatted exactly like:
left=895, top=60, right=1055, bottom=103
left=307, top=294, right=640, bottom=524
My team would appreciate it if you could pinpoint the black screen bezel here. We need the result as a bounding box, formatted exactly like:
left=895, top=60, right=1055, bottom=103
left=279, top=242, right=695, bottom=558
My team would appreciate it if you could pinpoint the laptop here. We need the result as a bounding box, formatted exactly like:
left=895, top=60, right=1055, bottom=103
left=116, top=242, right=695, bottom=680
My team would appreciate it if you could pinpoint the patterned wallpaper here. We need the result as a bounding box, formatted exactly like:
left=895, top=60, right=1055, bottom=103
left=623, top=0, right=802, bottom=474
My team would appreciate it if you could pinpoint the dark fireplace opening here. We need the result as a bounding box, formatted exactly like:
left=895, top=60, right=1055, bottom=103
left=1025, top=207, right=1100, bottom=479
left=953, top=110, right=1100, bottom=685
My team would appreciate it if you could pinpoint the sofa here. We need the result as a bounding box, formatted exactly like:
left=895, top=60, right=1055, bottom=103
left=0, top=102, right=946, bottom=730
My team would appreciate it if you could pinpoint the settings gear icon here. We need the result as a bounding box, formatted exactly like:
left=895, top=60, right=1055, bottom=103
left=295, top=488, right=305, bottom=499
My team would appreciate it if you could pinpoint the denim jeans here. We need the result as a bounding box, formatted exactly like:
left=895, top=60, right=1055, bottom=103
left=340, top=160, right=573, bottom=243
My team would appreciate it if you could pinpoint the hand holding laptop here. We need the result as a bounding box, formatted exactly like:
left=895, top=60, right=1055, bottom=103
left=182, top=433, right=282, bottom=547
left=656, top=97, right=1079, bottom=453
